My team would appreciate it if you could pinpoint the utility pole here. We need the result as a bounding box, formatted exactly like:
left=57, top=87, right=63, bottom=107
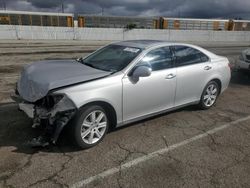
left=61, top=0, right=64, bottom=13
left=3, top=0, right=6, bottom=10
left=101, top=7, right=104, bottom=16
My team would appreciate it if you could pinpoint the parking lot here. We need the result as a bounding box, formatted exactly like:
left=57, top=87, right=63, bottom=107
left=0, top=40, right=250, bottom=188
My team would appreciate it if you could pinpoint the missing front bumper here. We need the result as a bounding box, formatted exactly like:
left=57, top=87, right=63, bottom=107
left=13, top=93, right=77, bottom=147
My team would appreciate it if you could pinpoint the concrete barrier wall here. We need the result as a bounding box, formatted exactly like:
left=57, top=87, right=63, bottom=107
left=169, top=30, right=211, bottom=42
left=18, top=26, right=75, bottom=40
left=124, top=29, right=170, bottom=40
left=0, top=25, right=75, bottom=40
left=0, top=25, right=250, bottom=42
left=75, top=28, right=122, bottom=41
left=0, top=25, right=17, bottom=39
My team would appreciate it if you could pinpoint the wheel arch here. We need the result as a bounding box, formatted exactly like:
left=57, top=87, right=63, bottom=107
left=79, top=101, right=117, bottom=131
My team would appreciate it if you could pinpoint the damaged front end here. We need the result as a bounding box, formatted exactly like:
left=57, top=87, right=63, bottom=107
left=12, top=92, right=77, bottom=147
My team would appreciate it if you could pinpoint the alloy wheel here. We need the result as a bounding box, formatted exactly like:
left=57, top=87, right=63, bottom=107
left=80, top=110, right=107, bottom=144
left=203, top=84, right=218, bottom=107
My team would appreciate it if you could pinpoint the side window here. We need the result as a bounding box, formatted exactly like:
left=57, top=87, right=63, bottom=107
left=138, top=47, right=173, bottom=71
left=174, top=46, right=209, bottom=67
left=200, top=52, right=209, bottom=62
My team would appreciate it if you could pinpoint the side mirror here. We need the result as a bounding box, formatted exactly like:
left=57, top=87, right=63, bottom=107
left=131, top=65, right=152, bottom=78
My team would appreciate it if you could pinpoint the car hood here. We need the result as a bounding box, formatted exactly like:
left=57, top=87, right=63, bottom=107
left=17, top=60, right=111, bottom=102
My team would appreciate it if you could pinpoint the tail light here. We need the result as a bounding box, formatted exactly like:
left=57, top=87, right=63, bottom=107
left=228, top=62, right=233, bottom=70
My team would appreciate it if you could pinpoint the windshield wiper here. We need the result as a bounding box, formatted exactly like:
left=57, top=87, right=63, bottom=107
left=76, top=57, right=84, bottom=63
left=75, top=58, right=96, bottom=69
left=84, top=62, right=98, bottom=69
left=76, top=58, right=115, bottom=73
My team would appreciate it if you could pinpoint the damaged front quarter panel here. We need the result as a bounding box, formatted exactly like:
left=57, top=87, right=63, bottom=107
left=25, top=93, right=77, bottom=146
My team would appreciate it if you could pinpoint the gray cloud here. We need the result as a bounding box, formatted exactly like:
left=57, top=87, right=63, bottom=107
left=1, top=0, right=250, bottom=19
left=27, top=0, right=60, bottom=9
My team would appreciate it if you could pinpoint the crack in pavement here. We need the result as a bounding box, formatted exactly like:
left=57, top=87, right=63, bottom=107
left=158, top=117, right=250, bottom=188
left=209, top=153, right=250, bottom=188
left=162, top=135, right=169, bottom=148
left=2, top=154, right=34, bottom=188
left=139, top=122, right=151, bottom=141
left=236, top=123, right=250, bottom=136
left=27, top=146, right=74, bottom=188
left=159, top=137, right=250, bottom=188
left=115, top=142, right=148, bottom=188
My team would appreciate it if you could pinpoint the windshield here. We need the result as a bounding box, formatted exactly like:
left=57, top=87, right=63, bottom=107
left=82, top=44, right=142, bottom=72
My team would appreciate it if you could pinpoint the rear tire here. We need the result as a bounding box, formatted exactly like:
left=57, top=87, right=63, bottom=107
left=199, top=81, right=219, bottom=110
left=70, top=105, right=109, bottom=149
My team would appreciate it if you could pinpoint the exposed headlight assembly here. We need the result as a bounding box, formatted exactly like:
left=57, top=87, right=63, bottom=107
left=48, top=94, right=76, bottom=117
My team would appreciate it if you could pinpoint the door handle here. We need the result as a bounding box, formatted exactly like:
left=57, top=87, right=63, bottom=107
left=165, top=73, right=176, bottom=79
left=204, top=66, right=212, bottom=70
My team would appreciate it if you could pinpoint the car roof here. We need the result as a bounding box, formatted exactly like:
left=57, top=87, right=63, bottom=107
left=114, top=40, right=168, bottom=49
left=112, top=40, right=218, bottom=59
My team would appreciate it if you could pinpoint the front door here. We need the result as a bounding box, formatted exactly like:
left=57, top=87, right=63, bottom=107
left=122, top=46, right=177, bottom=122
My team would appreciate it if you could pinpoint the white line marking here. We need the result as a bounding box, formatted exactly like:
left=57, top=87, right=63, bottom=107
left=71, top=115, right=250, bottom=188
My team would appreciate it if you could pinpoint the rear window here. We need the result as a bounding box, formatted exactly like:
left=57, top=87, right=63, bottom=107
left=174, top=46, right=209, bottom=66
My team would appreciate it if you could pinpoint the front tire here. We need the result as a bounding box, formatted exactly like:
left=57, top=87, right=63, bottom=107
left=71, top=105, right=109, bottom=149
left=199, top=81, right=219, bottom=110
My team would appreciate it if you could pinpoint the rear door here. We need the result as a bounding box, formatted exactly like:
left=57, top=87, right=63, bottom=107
left=172, top=45, right=212, bottom=106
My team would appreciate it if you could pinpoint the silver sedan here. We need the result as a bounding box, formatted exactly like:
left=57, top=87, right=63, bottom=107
left=14, top=40, right=231, bottom=148
left=237, top=48, right=250, bottom=72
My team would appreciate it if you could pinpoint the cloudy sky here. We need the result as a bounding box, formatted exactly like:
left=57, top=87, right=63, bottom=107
left=1, top=0, right=250, bottom=19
